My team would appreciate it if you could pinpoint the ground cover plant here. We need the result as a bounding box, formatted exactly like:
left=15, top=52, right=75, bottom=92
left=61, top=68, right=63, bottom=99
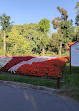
left=0, top=56, right=69, bottom=78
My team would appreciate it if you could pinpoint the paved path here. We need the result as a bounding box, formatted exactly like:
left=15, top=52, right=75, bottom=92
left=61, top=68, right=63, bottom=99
left=0, top=84, right=79, bottom=111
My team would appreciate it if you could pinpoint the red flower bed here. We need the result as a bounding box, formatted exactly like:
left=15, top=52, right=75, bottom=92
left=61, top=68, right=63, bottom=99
left=16, top=57, right=68, bottom=77
left=1, top=56, right=36, bottom=71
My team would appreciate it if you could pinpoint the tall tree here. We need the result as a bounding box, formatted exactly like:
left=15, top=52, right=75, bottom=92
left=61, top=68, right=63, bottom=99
left=0, top=13, right=13, bottom=56
left=52, top=7, right=68, bottom=57
left=76, top=26, right=79, bottom=40
left=0, top=30, right=4, bottom=55
left=39, top=19, right=50, bottom=56
left=75, top=2, right=79, bottom=26
left=61, top=20, right=75, bottom=42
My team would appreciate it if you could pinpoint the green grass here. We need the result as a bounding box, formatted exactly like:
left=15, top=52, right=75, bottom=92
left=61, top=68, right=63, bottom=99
left=0, top=72, right=57, bottom=88
left=60, top=63, right=79, bottom=102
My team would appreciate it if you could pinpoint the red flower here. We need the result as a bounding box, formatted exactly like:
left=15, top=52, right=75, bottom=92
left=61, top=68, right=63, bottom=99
left=16, top=57, right=68, bottom=78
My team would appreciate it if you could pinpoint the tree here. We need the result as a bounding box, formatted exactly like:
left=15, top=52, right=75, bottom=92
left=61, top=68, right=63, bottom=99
left=0, top=13, right=13, bottom=56
left=52, top=7, right=74, bottom=56
left=22, top=23, right=41, bottom=55
left=6, top=27, right=32, bottom=56
left=61, top=20, right=75, bottom=42
left=48, top=33, right=60, bottom=54
left=76, top=26, right=79, bottom=40
left=6, top=24, right=41, bottom=56
left=75, top=2, right=79, bottom=26
left=0, top=30, right=4, bottom=55
left=52, top=7, right=68, bottom=56
left=39, top=19, right=50, bottom=56
left=13, top=25, right=23, bottom=35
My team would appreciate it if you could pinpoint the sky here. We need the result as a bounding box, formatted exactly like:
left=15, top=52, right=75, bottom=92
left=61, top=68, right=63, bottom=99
left=0, top=0, right=79, bottom=33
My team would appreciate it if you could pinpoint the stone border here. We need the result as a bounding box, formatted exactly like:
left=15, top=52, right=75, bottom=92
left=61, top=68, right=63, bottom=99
left=0, top=80, right=60, bottom=94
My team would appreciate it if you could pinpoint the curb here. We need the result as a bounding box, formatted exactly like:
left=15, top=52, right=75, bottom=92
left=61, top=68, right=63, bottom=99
left=0, top=80, right=60, bottom=94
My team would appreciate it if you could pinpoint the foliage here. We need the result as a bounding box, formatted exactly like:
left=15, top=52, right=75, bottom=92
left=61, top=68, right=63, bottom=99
left=6, top=24, right=42, bottom=56
left=22, top=23, right=41, bottom=54
left=39, top=19, right=50, bottom=56
left=52, top=7, right=68, bottom=29
left=52, top=7, right=68, bottom=56
left=0, top=13, right=14, bottom=56
left=0, top=13, right=13, bottom=32
left=6, top=27, right=32, bottom=55
left=57, top=7, right=68, bottom=20
left=75, top=2, right=79, bottom=26
left=76, top=26, right=79, bottom=40
left=0, top=30, right=4, bottom=55
left=52, top=6, right=75, bottom=55
left=48, top=33, right=60, bottom=54
left=39, top=19, right=50, bottom=33
left=61, top=20, right=75, bottom=43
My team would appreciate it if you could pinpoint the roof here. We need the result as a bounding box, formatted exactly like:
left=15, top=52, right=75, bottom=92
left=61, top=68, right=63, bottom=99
left=70, top=41, right=79, bottom=47
left=67, top=41, right=77, bottom=50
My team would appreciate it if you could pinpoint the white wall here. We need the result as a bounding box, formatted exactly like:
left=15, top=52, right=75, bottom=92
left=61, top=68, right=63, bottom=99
left=71, top=42, right=79, bottom=66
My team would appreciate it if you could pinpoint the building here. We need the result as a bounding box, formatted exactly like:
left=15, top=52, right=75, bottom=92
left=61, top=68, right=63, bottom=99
left=70, top=41, right=79, bottom=67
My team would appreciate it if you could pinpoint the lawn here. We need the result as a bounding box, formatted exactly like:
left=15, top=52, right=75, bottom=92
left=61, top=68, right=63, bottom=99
left=0, top=70, right=57, bottom=88
left=59, top=63, right=79, bottom=102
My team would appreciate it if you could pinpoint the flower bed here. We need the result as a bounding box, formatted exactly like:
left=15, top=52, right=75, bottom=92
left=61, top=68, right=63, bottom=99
left=1, top=56, right=36, bottom=71
left=0, top=56, right=70, bottom=78
left=8, top=57, right=52, bottom=73
left=16, top=57, right=69, bottom=78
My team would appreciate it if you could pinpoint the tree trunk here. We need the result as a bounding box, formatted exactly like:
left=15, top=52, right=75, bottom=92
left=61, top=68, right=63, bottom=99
left=42, top=32, right=45, bottom=56
left=3, top=30, right=6, bottom=56
left=59, top=41, right=62, bottom=57
left=42, top=44, right=44, bottom=56
left=59, top=33, right=63, bottom=57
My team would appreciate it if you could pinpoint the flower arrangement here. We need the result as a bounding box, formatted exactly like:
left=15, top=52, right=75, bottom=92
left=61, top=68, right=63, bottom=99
left=8, top=57, right=52, bottom=73
left=1, top=56, right=35, bottom=71
left=16, top=57, right=68, bottom=77
left=0, top=56, right=69, bottom=78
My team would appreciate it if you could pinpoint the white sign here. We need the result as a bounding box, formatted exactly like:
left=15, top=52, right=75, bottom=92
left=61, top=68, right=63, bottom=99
left=71, top=42, right=79, bottom=66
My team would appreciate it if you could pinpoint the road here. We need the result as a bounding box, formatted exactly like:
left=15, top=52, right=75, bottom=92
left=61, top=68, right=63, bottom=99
left=0, top=84, right=79, bottom=111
